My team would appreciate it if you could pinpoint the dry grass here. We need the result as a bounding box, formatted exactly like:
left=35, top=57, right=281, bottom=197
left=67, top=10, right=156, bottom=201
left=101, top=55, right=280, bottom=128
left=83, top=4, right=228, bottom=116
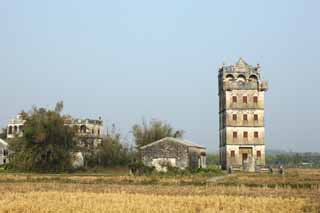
left=0, top=168, right=319, bottom=212
left=0, top=191, right=310, bottom=213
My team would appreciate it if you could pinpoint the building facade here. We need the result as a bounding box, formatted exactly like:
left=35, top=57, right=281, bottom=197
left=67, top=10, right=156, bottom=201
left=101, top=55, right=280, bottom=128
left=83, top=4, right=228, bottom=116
left=64, top=118, right=104, bottom=148
left=7, top=114, right=104, bottom=148
left=140, top=137, right=206, bottom=171
left=218, top=58, right=268, bottom=170
left=0, top=139, right=9, bottom=165
left=7, top=114, right=25, bottom=139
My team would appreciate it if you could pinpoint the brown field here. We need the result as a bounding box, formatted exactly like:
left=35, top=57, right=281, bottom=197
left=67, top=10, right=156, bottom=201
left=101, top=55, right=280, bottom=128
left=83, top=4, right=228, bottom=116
left=0, top=168, right=319, bottom=212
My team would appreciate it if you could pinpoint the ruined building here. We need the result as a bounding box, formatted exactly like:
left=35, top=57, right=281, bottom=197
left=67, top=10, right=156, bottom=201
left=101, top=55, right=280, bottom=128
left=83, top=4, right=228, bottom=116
left=7, top=114, right=25, bottom=139
left=7, top=114, right=104, bottom=148
left=218, top=58, right=268, bottom=170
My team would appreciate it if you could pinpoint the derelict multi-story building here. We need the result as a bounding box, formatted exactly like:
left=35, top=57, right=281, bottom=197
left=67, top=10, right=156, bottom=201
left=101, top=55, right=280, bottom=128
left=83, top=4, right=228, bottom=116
left=7, top=114, right=104, bottom=148
left=218, top=58, right=268, bottom=170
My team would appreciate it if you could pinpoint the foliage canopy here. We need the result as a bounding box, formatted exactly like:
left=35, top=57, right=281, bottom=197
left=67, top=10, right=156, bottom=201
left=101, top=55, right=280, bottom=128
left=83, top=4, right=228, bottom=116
left=9, top=102, right=76, bottom=172
left=132, top=119, right=184, bottom=148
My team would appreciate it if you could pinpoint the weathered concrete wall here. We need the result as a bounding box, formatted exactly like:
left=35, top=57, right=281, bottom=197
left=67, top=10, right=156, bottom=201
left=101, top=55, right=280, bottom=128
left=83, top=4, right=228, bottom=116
left=141, top=140, right=189, bottom=169
left=225, top=90, right=265, bottom=110
left=221, top=145, right=265, bottom=169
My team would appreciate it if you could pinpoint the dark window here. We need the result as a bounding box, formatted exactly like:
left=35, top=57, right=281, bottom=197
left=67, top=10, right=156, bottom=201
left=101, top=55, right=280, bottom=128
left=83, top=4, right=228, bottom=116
left=8, top=126, right=13, bottom=134
left=233, top=131, right=237, bottom=138
left=254, top=131, right=259, bottom=138
left=253, top=96, right=258, bottom=103
left=243, top=96, right=247, bottom=104
left=92, top=129, right=94, bottom=134
left=231, top=150, right=235, bottom=157
left=257, top=150, right=261, bottom=158
left=254, top=114, right=258, bottom=121
left=243, top=114, right=248, bottom=121
left=98, top=129, right=100, bottom=136
left=232, top=96, right=237, bottom=103
left=3, top=150, right=8, bottom=156
left=232, top=114, right=237, bottom=121
left=243, top=131, right=248, bottom=138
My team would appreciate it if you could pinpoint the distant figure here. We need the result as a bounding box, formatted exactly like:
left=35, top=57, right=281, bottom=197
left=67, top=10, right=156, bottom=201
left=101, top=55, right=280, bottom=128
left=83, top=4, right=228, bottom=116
left=279, top=165, right=285, bottom=175
left=228, top=166, right=233, bottom=174
left=268, top=165, right=273, bottom=174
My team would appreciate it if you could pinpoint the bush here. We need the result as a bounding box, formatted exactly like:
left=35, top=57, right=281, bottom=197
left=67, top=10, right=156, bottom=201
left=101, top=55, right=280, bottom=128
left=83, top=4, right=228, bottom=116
left=128, top=161, right=155, bottom=175
left=192, top=165, right=224, bottom=176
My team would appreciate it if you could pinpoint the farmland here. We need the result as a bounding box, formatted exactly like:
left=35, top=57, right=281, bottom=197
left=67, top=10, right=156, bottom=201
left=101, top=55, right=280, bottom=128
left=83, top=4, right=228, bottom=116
left=0, top=168, right=319, bottom=212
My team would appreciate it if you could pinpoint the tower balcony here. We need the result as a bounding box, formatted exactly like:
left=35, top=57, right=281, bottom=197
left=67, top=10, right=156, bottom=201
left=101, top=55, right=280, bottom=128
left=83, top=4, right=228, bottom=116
left=223, top=81, right=258, bottom=91
left=259, top=81, right=268, bottom=91
left=222, top=81, right=268, bottom=91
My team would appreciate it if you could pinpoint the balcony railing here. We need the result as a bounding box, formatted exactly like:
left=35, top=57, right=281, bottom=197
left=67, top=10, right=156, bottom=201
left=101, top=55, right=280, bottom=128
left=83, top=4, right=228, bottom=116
left=223, top=81, right=268, bottom=91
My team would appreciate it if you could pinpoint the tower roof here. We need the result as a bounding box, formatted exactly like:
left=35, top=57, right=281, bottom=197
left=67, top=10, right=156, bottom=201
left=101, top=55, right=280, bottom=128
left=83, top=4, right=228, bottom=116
left=234, top=57, right=252, bottom=72
left=236, top=57, right=249, bottom=66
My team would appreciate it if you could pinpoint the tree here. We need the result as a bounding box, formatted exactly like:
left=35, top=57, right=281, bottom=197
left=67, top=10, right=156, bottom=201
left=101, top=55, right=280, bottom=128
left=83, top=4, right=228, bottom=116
left=132, top=119, right=184, bottom=148
left=86, top=124, right=133, bottom=167
left=0, top=128, right=7, bottom=140
left=9, top=102, right=76, bottom=172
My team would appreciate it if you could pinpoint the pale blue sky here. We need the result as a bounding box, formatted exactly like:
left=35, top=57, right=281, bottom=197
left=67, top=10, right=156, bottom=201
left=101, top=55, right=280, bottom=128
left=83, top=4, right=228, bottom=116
left=1, top=1, right=319, bottom=152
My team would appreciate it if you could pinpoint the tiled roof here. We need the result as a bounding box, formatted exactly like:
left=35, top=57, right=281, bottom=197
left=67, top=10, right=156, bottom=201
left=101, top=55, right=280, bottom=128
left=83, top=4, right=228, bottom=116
left=140, top=137, right=205, bottom=149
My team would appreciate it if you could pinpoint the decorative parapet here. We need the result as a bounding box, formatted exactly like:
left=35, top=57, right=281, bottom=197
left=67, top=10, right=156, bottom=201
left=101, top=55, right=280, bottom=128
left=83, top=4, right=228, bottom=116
left=223, top=81, right=268, bottom=91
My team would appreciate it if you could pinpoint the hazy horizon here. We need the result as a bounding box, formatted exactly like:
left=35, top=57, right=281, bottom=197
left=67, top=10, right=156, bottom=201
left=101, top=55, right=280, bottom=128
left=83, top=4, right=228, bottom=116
left=1, top=1, right=319, bottom=152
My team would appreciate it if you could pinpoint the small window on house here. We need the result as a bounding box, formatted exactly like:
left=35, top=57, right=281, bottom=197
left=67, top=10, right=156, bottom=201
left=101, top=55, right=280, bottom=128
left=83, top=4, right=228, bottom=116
left=92, top=129, right=94, bottom=134
left=232, top=96, right=237, bottom=103
left=243, top=96, right=248, bottom=104
left=243, top=131, right=248, bottom=138
left=254, top=131, right=259, bottom=138
left=3, top=159, right=6, bottom=164
left=257, top=150, right=261, bottom=158
left=233, top=131, right=237, bottom=138
left=98, top=129, right=100, bottom=136
left=254, top=114, right=258, bottom=121
left=253, top=96, right=258, bottom=103
left=232, top=114, right=237, bottom=121
left=243, top=114, right=248, bottom=121
left=3, top=150, right=8, bottom=156
left=231, top=150, right=235, bottom=157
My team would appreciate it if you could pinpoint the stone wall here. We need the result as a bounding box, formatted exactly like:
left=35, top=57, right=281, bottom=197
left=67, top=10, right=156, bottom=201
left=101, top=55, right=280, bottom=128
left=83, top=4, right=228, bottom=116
left=141, top=140, right=189, bottom=169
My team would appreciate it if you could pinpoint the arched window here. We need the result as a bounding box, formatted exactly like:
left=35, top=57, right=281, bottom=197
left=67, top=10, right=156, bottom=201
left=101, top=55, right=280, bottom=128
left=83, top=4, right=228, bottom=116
left=225, top=74, right=235, bottom=81
left=14, top=126, right=18, bottom=134
left=237, top=74, right=246, bottom=82
left=8, top=126, right=13, bottom=134
left=80, top=125, right=87, bottom=133
left=249, top=75, right=258, bottom=82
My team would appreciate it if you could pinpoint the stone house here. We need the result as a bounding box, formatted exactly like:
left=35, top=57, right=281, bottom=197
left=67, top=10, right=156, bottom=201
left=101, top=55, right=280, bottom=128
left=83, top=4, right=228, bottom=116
left=218, top=58, right=268, bottom=171
left=140, top=137, right=206, bottom=171
left=0, top=139, right=9, bottom=165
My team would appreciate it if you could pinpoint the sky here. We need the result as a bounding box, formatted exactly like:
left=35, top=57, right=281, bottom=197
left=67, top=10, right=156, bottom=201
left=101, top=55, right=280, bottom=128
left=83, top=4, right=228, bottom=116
left=1, top=1, right=319, bottom=152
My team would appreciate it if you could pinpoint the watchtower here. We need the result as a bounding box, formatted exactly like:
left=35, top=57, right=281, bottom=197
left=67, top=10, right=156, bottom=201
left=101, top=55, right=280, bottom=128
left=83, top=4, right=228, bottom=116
left=218, top=58, right=268, bottom=170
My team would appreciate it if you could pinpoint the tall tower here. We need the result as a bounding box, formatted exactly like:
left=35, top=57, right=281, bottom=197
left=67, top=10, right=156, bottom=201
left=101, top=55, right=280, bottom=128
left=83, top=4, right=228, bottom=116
left=219, top=58, right=268, bottom=170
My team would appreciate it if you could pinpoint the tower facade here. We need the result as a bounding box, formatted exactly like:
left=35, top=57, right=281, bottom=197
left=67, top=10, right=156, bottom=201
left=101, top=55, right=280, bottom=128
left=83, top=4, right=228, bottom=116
left=219, top=58, right=268, bottom=170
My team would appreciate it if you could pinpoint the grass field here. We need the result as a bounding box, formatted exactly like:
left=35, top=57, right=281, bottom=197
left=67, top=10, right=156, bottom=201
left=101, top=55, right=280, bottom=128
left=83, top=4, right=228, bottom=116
left=0, top=168, right=319, bottom=212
